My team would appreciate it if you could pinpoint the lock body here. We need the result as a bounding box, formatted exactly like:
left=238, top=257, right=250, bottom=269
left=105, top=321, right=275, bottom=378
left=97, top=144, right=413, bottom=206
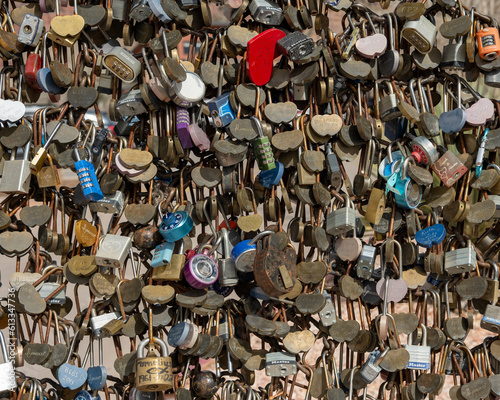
left=104, top=47, right=142, bottom=83
left=265, top=352, right=297, bottom=376
left=75, top=159, right=104, bottom=201
left=135, top=337, right=173, bottom=391
left=444, top=246, right=476, bottom=275
left=357, top=245, right=376, bottom=279
left=249, top=0, right=284, bottom=25
left=326, top=207, right=356, bottom=236
left=89, top=191, right=126, bottom=214
left=477, top=27, right=500, bottom=61
left=207, top=92, right=236, bottom=128
left=19, top=14, right=44, bottom=46
left=95, top=235, right=132, bottom=268
left=401, top=16, right=437, bottom=54
left=481, top=304, right=500, bottom=333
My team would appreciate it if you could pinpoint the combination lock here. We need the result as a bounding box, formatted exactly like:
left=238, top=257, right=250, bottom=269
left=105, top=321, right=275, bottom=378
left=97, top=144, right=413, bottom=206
left=103, top=47, right=142, bottom=83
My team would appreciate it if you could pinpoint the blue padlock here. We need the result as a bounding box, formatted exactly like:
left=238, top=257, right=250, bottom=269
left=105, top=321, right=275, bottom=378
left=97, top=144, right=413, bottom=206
left=393, top=158, right=422, bottom=210
left=36, top=67, right=64, bottom=95
left=378, top=144, right=404, bottom=181
left=36, top=33, right=64, bottom=95
left=207, top=92, right=236, bottom=128
left=151, top=241, right=176, bottom=268
left=159, top=210, right=194, bottom=242
left=231, top=231, right=273, bottom=273
left=258, top=161, right=284, bottom=188
left=74, top=148, right=104, bottom=202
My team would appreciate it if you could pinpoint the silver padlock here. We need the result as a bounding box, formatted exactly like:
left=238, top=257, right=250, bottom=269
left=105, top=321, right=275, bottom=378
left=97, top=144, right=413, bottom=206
left=218, top=228, right=238, bottom=287
left=360, top=348, right=389, bottom=383
left=326, top=194, right=356, bottom=237
left=318, top=290, right=336, bottom=327
left=248, top=0, right=284, bottom=25
left=357, top=244, right=377, bottom=280
left=18, top=14, right=44, bottom=46
left=265, top=352, right=297, bottom=377
left=405, top=324, right=431, bottom=370
left=89, top=191, right=125, bottom=214
left=481, top=304, right=500, bottom=333
left=90, top=310, right=122, bottom=338
left=379, top=81, right=401, bottom=122
left=444, top=236, right=476, bottom=275
left=402, top=15, right=437, bottom=54
left=95, top=234, right=132, bottom=268
left=116, top=89, right=148, bottom=117
left=103, top=47, right=142, bottom=83
left=0, top=142, right=31, bottom=194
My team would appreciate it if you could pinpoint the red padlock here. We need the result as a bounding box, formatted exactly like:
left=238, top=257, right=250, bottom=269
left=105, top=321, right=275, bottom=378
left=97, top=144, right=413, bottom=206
left=25, top=53, right=42, bottom=90
left=246, top=28, right=286, bottom=86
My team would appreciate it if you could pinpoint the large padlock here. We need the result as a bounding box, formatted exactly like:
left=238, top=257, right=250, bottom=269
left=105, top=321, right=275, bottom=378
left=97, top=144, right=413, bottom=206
left=95, top=234, right=132, bottom=268
left=254, top=232, right=296, bottom=297
left=135, top=337, right=173, bottom=391
left=326, top=194, right=356, bottom=237
left=444, top=236, right=477, bottom=275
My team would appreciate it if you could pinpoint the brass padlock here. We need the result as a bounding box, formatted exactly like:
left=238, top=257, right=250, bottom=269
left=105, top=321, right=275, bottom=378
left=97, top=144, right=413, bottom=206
left=135, top=337, right=173, bottom=391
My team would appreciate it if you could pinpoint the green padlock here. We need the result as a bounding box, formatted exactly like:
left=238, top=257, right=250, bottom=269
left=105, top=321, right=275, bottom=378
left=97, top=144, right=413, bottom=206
left=251, top=116, right=276, bottom=171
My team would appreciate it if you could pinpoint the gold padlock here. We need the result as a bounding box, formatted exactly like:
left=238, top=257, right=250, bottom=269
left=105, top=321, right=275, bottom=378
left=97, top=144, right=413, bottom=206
left=135, top=337, right=173, bottom=391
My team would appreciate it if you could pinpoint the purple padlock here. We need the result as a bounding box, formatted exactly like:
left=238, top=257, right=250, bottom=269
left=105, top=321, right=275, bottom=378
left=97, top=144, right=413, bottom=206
left=176, top=107, right=193, bottom=149
left=184, top=244, right=219, bottom=289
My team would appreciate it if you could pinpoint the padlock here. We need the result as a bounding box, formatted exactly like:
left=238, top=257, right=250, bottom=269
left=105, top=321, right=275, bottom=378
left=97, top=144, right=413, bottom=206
left=405, top=325, right=431, bottom=370
left=265, top=352, right=297, bottom=376
left=325, top=143, right=343, bottom=188
left=95, top=234, right=132, bottom=268
left=38, top=267, right=66, bottom=305
left=444, top=237, right=477, bottom=275
left=431, top=148, right=468, bottom=187
left=116, top=89, right=148, bottom=117
left=401, top=15, right=437, bottom=54
left=360, top=348, right=389, bottom=383
left=30, top=120, right=64, bottom=173
left=276, top=31, right=314, bottom=61
left=251, top=116, right=276, bottom=171
left=326, top=194, right=356, bottom=237
left=74, top=148, right=104, bottom=202
left=18, top=14, right=44, bottom=46
left=89, top=191, right=126, bottom=214
left=152, top=240, right=185, bottom=281
left=477, top=25, right=500, bottom=61
left=151, top=241, right=176, bottom=268
left=393, top=157, right=423, bottom=210
left=0, top=142, right=31, bottom=194
left=357, top=243, right=377, bottom=280
left=441, top=37, right=467, bottom=70
left=103, top=47, right=142, bottom=83
left=481, top=304, right=500, bottom=333
left=231, top=231, right=273, bottom=273
left=0, top=331, right=15, bottom=391
left=135, top=337, right=173, bottom=391
left=159, top=207, right=194, bottom=242
left=184, top=241, right=219, bottom=289
left=248, top=0, right=284, bottom=26
left=481, top=260, right=499, bottom=304
left=90, top=310, right=122, bottom=338
left=218, top=228, right=238, bottom=287
left=379, top=82, right=401, bottom=122
left=207, top=92, right=236, bottom=128
left=130, top=0, right=153, bottom=21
